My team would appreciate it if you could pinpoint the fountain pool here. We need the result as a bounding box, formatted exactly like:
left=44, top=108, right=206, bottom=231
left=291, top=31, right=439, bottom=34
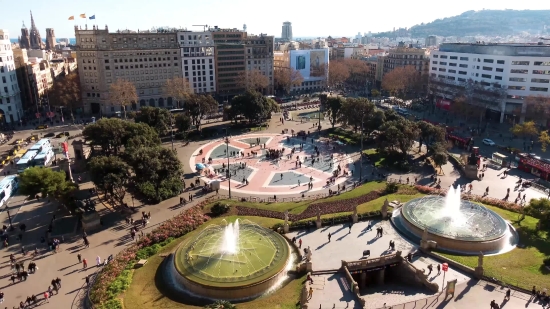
left=172, top=219, right=292, bottom=300
left=392, top=187, right=518, bottom=255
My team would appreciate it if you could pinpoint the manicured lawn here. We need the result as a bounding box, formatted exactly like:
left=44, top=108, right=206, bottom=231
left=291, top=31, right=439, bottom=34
left=356, top=194, right=424, bottom=213
left=363, top=148, right=385, bottom=167
left=124, top=216, right=300, bottom=309
left=440, top=205, right=550, bottom=290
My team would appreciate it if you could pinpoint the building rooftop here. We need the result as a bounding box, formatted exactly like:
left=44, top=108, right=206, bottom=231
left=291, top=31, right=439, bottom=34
left=438, top=42, right=550, bottom=57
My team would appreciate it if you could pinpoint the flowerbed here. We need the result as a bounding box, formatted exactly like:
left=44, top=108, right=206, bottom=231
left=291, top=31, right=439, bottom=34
left=89, top=204, right=210, bottom=306
left=414, top=185, right=523, bottom=213
left=236, top=190, right=383, bottom=222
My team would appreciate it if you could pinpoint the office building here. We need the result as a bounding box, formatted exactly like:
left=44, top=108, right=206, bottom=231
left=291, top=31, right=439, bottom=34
left=425, top=36, right=437, bottom=47
left=178, top=31, right=216, bottom=94
left=0, top=30, right=24, bottom=124
left=430, top=43, right=550, bottom=124
left=46, top=28, right=56, bottom=50
left=29, top=11, right=43, bottom=50
left=276, top=48, right=328, bottom=93
left=74, top=25, right=182, bottom=115
left=281, top=22, right=292, bottom=41
left=245, top=33, right=274, bottom=95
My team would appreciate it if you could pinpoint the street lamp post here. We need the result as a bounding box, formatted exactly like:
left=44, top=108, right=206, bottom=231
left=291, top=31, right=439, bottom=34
left=359, top=111, right=365, bottom=183
left=225, top=136, right=232, bottom=198
left=6, top=202, right=13, bottom=231
left=170, top=115, right=174, bottom=151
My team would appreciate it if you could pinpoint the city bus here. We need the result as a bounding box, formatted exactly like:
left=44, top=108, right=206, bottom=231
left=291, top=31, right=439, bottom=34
left=29, top=138, right=51, bottom=152
left=16, top=150, right=38, bottom=173
left=33, top=148, right=55, bottom=167
left=0, top=175, right=19, bottom=207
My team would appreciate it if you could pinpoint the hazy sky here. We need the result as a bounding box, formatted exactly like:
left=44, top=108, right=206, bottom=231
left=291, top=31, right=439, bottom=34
left=2, top=0, right=549, bottom=39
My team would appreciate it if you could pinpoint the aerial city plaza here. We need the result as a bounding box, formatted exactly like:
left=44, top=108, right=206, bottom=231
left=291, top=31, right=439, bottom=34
left=4, top=6, right=550, bottom=309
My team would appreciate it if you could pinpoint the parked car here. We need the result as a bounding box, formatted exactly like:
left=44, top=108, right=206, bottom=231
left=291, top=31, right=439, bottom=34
left=482, top=138, right=495, bottom=146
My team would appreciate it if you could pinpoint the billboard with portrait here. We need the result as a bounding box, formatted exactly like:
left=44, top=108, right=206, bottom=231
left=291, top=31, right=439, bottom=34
left=290, top=49, right=329, bottom=81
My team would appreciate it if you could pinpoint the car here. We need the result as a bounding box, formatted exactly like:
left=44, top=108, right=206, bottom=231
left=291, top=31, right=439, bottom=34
left=482, top=138, right=495, bottom=146
left=35, top=124, right=48, bottom=129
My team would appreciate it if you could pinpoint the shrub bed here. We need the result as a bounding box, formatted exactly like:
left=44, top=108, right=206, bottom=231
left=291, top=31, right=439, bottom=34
left=287, top=210, right=381, bottom=230
left=236, top=190, right=383, bottom=222
left=90, top=205, right=210, bottom=307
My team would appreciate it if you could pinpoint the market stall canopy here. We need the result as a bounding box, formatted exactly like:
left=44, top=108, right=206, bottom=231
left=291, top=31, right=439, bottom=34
left=195, top=163, right=206, bottom=170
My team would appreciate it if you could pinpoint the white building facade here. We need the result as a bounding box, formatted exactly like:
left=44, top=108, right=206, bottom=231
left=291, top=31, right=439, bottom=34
left=0, top=30, right=24, bottom=125
left=430, top=43, right=550, bottom=124
left=177, top=31, right=216, bottom=94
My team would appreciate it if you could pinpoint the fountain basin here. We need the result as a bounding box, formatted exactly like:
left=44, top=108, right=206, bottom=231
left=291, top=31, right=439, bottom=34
left=173, top=220, right=291, bottom=300
left=392, top=196, right=518, bottom=255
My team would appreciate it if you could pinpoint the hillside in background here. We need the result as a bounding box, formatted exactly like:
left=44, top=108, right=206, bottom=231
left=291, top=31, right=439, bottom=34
left=374, top=10, right=550, bottom=38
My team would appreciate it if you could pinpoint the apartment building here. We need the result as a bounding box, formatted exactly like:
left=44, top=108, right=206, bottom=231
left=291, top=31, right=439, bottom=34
left=383, top=42, right=429, bottom=76
left=430, top=43, right=550, bottom=124
left=74, top=25, right=181, bottom=115
left=0, top=30, right=24, bottom=124
left=245, top=34, right=274, bottom=95
left=177, top=31, right=216, bottom=94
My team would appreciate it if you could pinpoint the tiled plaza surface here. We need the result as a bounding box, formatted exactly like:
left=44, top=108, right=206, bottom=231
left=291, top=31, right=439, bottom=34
left=190, top=133, right=353, bottom=195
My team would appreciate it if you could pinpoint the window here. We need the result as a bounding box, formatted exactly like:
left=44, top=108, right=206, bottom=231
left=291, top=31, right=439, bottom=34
left=105, top=59, right=109, bottom=63
left=449, top=69, right=456, bottom=73
left=459, top=64, right=468, bottom=68
left=531, top=78, right=550, bottom=83
left=530, top=87, right=548, bottom=92
left=481, top=74, right=491, bottom=79
left=447, top=76, right=455, bottom=80
left=105, top=66, right=110, bottom=70
left=511, top=61, right=529, bottom=65
left=440, top=62, right=447, bottom=65
left=449, top=63, right=457, bottom=67
left=440, top=55, right=447, bottom=59
left=511, top=69, right=528, bottom=74
left=533, top=70, right=550, bottom=75
left=496, top=68, right=504, bottom=72
left=458, top=71, right=467, bottom=75
left=482, top=66, right=492, bottom=71
left=431, top=67, right=436, bottom=71
left=438, top=68, right=446, bottom=72
left=508, top=86, right=525, bottom=90
left=460, top=57, right=468, bottom=61
left=432, top=61, right=438, bottom=64
left=484, top=59, right=494, bottom=63
left=458, top=77, right=466, bottom=82
left=433, top=55, right=438, bottom=58
left=534, top=61, right=550, bottom=66
left=497, top=60, right=505, bottom=64
left=450, top=56, right=457, bottom=60
left=509, top=77, right=526, bottom=82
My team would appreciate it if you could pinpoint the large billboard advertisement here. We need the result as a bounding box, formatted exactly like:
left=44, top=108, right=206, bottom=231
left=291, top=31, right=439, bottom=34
left=290, top=49, right=329, bottom=81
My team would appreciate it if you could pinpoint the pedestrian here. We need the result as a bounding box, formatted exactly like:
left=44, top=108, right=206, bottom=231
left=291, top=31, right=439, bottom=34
left=349, top=223, right=352, bottom=234
left=328, top=232, right=331, bottom=242
left=437, top=264, right=441, bottom=274
left=299, top=238, right=302, bottom=248
left=308, top=287, right=313, bottom=300
left=43, top=291, right=49, bottom=303
left=427, top=264, right=433, bottom=275
left=83, top=258, right=88, bottom=269
left=505, top=288, right=511, bottom=300
left=55, top=277, right=61, bottom=289
left=48, top=285, right=53, bottom=297
left=85, top=275, right=90, bottom=286
left=77, top=253, right=82, bottom=263
left=96, top=256, right=101, bottom=266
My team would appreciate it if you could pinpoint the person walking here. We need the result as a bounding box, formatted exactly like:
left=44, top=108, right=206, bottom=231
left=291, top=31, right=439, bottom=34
left=299, top=238, right=302, bottom=248
left=44, top=291, right=50, bottom=303
left=308, top=287, right=313, bottom=300
left=77, top=253, right=82, bottom=263
left=83, top=258, right=88, bottom=269
left=328, top=232, right=331, bottom=242
left=349, top=223, right=352, bottom=234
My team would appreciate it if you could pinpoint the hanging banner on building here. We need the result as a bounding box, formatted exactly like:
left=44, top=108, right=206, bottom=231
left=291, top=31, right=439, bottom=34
left=62, top=142, right=70, bottom=159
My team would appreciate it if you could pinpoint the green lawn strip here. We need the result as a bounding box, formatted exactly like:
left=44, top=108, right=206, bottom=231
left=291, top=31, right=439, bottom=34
left=124, top=216, right=301, bottom=309
left=440, top=204, right=550, bottom=290
left=313, top=181, right=386, bottom=202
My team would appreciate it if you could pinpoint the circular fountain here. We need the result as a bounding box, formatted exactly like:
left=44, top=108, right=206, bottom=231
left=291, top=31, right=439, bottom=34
left=172, top=219, right=291, bottom=301
left=392, top=186, right=518, bottom=255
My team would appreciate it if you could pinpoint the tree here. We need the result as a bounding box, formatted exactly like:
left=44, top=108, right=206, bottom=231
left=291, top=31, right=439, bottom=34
left=235, top=69, right=269, bottom=93
left=324, top=97, right=344, bottom=128
left=540, top=130, right=550, bottom=152
left=377, top=118, right=419, bottom=155
left=339, top=98, right=375, bottom=132
left=274, top=68, right=304, bottom=94
left=510, top=121, right=539, bottom=138
left=175, top=114, right=192, bottom=132
left=524, top=95, right=550, bottom=125
left=19, top=167, right=76, bottom=201
left=230, top=90, right=279, bottom=123
left=83, top=118, right=160, bottom=156
left=185, top=94, right=218, bottom=131
left=162, top=76, right=192, bottom=108
left=342, top=59, right=369, bottom=87
left=88, top=156, right=131, bottom=205
left=328, top=60, right=350, bottom=87
left=417, top=121, right=446, bottom=150
left=127, top=146, right=183, bottom=202
left=381, top=66, right=420, bottom=99
left=371, top=89, right=380, bottom=98
left=48, top=71, right=81, bottom=121
left=109, top=79, right=138, bottom=119
left=204, top=300, right=236, bottom=309
left=134, top=107, right=173, bottom=136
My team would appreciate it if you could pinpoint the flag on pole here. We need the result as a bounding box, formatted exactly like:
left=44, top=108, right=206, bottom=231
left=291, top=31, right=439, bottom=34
left=89, top=15, right=96, bottom=20
left=68, top=16, right=74, bottom=20
left=80, top=13, right=86, bottom=18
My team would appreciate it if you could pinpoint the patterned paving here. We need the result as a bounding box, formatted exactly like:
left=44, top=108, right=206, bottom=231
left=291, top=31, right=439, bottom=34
left=190, top=133, right=353, bottom=195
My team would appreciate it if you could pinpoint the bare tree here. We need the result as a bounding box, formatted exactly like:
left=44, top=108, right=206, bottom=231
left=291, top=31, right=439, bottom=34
left=109, top=79, right=138, bottom=119
left=342, top=59, right=369, bottom=88
left=328, top=60, right=350, bottom=88
left=235, top=69, right=269, bottom=94
left=162, top=77, right=192, bottom=108
left=523, top=95, right=550, bottom=125
left=274, top=68, right=304, bottom=94
left=381, top=66, right=421, bottom=99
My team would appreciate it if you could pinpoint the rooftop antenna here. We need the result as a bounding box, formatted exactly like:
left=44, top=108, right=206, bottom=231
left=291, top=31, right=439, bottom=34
left=192, top=25, right=209, bottom=31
